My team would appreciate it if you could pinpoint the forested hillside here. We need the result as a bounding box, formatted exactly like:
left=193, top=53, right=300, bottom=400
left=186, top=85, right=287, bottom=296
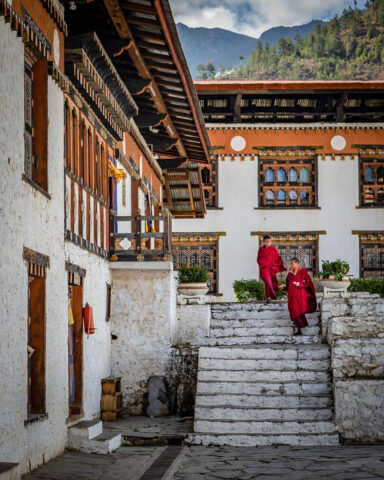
left=237, top=0, right=384, bottom=80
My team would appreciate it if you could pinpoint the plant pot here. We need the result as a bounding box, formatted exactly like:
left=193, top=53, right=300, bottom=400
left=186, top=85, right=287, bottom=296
left=318, top=275, right=351, bottom=291
left=177, top=282, right=209, bottom=296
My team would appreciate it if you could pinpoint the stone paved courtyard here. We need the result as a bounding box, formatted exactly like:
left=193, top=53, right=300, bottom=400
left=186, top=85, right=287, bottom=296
left=24, top=445, right=384, bottom=480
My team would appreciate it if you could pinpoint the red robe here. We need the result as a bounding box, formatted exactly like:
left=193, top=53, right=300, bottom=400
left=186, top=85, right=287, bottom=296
left=286, top=269, right=317, bottom=327
left=257, top=246, right=285, bottom=299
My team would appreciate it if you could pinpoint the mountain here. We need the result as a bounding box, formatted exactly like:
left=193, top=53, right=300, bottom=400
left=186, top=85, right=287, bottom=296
left=238, top=0, right=384, bottom=80
left=176, top=20, right=327, bottom=78
left=259, top=20, right=328, bottom=45
left=176, top=23, right=256, bottom=78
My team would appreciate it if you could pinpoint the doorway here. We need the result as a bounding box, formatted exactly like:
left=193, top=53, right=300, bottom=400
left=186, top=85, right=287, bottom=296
left=68, top=277, right=83, bottom=417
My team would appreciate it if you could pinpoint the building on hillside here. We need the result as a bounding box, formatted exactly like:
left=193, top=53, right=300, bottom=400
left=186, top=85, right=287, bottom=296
left=172, top=80, right=384, bottom=301
left=0, top=0, right=211, bottom=477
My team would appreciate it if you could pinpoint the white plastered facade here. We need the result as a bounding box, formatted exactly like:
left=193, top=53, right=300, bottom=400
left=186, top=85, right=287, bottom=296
left=173, top=144, right=384, bottom=301
left=0, top=16, right=113, bottom=477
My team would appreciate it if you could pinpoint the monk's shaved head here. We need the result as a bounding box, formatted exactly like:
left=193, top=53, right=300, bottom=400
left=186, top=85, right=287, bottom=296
left=291, top=257, right=300, bottom=264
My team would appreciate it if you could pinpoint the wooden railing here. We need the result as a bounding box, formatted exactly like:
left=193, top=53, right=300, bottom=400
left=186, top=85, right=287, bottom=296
left=109, top=211, right=172, bottom=261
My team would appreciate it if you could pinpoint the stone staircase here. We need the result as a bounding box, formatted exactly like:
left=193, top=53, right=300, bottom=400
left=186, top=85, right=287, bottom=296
left=68, top=420, right=122, bottom=454
left=189, top=302, right=339, bottom=446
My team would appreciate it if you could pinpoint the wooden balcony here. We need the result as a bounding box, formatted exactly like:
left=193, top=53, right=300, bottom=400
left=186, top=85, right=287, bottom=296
left=109, top=211, right=172, bottom=262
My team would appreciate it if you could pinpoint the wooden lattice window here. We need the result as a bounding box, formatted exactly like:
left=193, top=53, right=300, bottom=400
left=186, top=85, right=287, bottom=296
left=23, top=248, right=49, bottom=419
left=201, top=158, right=218, bottom=208
left=360, top=241, right=384, bottom=278
left=172, top=234, right=218, bottom=293
left=360, top=157, right=384, bottom=207
left=259, top=157, right=317, bottom=208
left=255, top=234, right=318, bottom=276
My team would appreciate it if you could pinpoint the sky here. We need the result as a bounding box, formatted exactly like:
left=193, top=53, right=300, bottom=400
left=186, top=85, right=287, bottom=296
left=169, top=0, right=367, bottom=38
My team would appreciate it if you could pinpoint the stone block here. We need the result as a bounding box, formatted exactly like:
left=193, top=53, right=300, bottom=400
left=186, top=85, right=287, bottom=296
left=334, top=379, right=384, bottom=442
left=328, top=316, right=384, bottom=342
left=175, top=304, right=211, bottom=346
left=146, top=376, right=170, bottom=417
left=332, top=338, right=384, bottom=378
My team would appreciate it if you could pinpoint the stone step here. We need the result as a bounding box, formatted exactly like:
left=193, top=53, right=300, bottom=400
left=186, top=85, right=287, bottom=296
left=209, top=326, right=320, bottom=338
left=68, top=420, right=103, bottom=443
left=203, top=335, right=321, bottom=346
left=0, top=463, right=19, bottom=480
left=195, top=406, right=334, bottom=422
left=199, top=358, right=329, bottom=372
left=194, top=420, right=338, bottom=435
left=197, top=380, right=332, bottom=396
left=199, top=344, right=330, bottom=360
left=187, top=433, right=340, bottom=446
left=77, top=432, right=122, bottom=454
left=195, top=394, right=333, bottom=409
left=211, top=317, right=320, bottom=328
left=198, top=369, right=331, bottom=383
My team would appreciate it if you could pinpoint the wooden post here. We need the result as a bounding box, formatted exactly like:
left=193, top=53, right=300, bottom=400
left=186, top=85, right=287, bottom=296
left=135, top=209, right=142, bottom=259
left=109, top=209, right=115, bottom=259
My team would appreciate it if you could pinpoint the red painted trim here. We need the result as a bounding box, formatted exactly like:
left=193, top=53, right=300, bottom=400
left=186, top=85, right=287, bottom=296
left=194, top=80, right=384, bottom=92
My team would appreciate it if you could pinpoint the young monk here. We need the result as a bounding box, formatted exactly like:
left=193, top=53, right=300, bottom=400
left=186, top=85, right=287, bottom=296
left=281, top=257, right=317, bottom=336
left=257, top=235, right=285, bottom=300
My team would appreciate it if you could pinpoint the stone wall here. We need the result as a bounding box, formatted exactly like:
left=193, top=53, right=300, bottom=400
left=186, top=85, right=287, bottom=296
left=322, top=293, right=384, bottom=443
left=110, top=262, right=177, bottom=415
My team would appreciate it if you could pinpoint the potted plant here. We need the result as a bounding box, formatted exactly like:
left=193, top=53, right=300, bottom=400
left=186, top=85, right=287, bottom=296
left=318, top=259, right=351, bottom=293
left=177, top=264, right=210, bottom=296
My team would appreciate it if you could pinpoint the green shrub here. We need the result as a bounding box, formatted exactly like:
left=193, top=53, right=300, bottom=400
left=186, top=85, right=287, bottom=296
left=233, top=278, right=287, bottom=302
left=319, top=259, right=349, bottom=281
left=177, top=264, right=209, bottom=283
left=348, top=278, right=384, bottom=297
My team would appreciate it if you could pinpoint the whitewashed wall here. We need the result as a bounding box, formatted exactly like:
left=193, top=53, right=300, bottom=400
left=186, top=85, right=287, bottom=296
left=0, top=17, right=67, bottom=477
left=173, top=151, right=384, bottom=301
left=64, top=244, right=112, bottom=419
left=110, top=262, right=177, bottom=415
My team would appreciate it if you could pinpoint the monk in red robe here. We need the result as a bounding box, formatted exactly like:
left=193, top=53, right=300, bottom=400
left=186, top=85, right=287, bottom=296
left=281, top=257, right=317, bottom=335
left=257, top=236, right=285, bottom=300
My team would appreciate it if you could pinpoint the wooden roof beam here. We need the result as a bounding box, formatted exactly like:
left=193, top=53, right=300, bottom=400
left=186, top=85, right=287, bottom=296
left=102, top=0, right=187, bottom=158
left=120, top=1, right=157, bottom=14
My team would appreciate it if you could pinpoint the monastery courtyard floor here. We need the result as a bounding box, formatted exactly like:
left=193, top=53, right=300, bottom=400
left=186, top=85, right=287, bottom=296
left=24, top=444, right=384, bottom=479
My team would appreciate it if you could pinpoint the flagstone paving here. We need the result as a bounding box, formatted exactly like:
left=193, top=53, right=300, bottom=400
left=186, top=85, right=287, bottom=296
left=24, top=445, right=384, bottom=480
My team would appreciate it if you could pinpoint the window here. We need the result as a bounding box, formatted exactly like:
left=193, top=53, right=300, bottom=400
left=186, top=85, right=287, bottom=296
left=259, top=156, right=317, bottom=208
left=289, top=190, right=298, bottom=205
left=360, top=157, right=384, bottom=207
left=265, top=168, right=274, bottom=183
left=300, top=167, right=309, bottom=184
left=288, top=168, right=297, bottom=183
left=277, top=168, right=286, bottom=183
left=80, top=121, right=85, bottom=182
left=106, top=284, right=112, bottom=321
left=277, top=189, right=286, bottom=205
left=258, top=234, right=318, bottom=276
left=266, top=190, right=274, bottom=205
left=87, top=129, right=92, bottom=187
left=24, top=57, right=48, bottom=191
left=360, top=240, right=384, bottom=278
left=201, top=158, right=217, bottom=208
left=23, top=247, right=49, bottom=419
left=365, top=166, right=374, bottom=183
left=172, top=234, right=218, bottom=293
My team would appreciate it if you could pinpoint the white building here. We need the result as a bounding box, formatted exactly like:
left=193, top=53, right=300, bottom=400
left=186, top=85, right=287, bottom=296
left=173, top=81, right=384, bottom=301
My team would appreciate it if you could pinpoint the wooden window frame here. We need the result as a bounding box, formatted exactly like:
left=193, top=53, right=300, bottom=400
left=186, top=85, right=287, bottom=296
left=24, top=54, right=49, bottom=193
left=106, top=284, right=112, bottom=322
left=359, top=156, right=384, bottom=208
left=360, top=239, right=384, bottom=278
left=23, top=247, right=49, bottom=421
left=258, top=156, right=317, bottom=208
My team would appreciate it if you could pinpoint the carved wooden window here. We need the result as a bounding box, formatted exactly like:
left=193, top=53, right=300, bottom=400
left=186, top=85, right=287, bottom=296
left=360, top=157, right=384, bottom=207
left=23, top=248, right=49, bottom=418
left=172, top=235, right=218, bottom=293
left=257, top=235, right=318, bottom=276
left=24, top=56, right=48, bottom=191
left=80, top=120, right=85, bottom=182
left=259, top=156, right=317, bottom=208
left=360, top=241, right=384, bottom=278
left=201, top=158, right=217, bottom=208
